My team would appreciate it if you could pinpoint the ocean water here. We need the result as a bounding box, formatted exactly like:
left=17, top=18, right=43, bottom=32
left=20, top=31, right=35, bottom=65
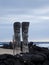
left=33, top=42, right=49, bottom=48
left=0, top=42, right=49, bottom=48
left=0, top=42, right=9, bottom=47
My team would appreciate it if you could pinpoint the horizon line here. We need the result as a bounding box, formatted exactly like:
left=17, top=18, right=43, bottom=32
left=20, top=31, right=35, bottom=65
left=0, top=40, right=49, bottom=42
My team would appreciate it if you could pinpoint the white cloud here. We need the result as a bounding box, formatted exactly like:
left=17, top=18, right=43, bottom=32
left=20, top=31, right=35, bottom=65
left=0, top=6, right=49, bottom=25
left=0, top=14, right=49, bottom=24
left=0, top=3, right=49, bottom=41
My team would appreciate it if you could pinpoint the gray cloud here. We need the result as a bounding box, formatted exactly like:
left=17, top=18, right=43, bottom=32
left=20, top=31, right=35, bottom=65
left=29, top=21, right=49, bottom=41
left=0, top=0, right=49, bottom=41
left=0, top=0, right=49, bottom=8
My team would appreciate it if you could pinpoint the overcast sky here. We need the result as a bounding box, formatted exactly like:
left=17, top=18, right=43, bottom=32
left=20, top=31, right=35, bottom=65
left=0, top=0, right=49, bottom=42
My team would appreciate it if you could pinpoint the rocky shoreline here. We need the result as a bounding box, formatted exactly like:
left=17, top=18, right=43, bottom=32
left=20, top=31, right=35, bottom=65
left=0, top=43, right=49, bottom=65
